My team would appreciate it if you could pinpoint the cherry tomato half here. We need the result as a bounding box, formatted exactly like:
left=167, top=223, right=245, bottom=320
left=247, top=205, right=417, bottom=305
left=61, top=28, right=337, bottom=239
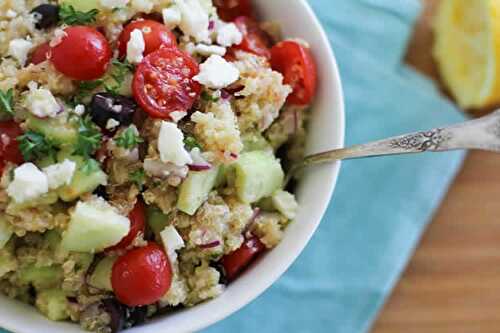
left=106, top=200, right=146, bottom=252
left=271, top=40, right=318, bottom=105
left=112, top=243, right=172, bottom=306
left=132, top=47, right=201, bottom=119
left=30, top=42, right=51, bottom=65
left=51, top=26, right=112, bottom=81
left=0, top=121, right=24, bottom=173
left=232, top=16, right=271, bottom=59
left=118, top=20, right=177, bottom=59
left=214, top=0, right=254, bottom=22
left=220, top=236, right=265, bottom=281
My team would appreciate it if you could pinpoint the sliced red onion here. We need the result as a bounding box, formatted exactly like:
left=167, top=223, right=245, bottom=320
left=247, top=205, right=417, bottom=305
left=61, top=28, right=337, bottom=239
left=244, top=208, right=261, bottom=234
left=188, top=164, right=212, bottom=171
left=208, top=20, right=215, bottom=30
left=220, top=89, right=232, bottom=100
left=200, top=240, right=221, bottom=249
left=230, top=152, right=238, bottom=159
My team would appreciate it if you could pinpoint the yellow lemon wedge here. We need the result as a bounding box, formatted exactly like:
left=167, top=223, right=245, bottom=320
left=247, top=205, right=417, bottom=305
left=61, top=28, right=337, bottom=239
left=433, top=0, right=500, bottom=109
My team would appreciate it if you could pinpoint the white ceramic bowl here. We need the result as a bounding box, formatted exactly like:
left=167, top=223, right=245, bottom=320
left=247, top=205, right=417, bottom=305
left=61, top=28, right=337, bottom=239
left=0, top=1, right=344, bottom=332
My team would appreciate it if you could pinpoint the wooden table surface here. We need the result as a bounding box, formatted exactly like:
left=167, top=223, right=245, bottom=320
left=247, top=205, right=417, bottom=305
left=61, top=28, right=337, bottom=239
left=372, top=1, right=500, bottom=332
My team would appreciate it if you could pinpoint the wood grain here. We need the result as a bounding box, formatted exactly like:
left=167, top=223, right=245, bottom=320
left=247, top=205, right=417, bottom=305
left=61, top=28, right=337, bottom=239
left=371, top=0, right=500, bottom=332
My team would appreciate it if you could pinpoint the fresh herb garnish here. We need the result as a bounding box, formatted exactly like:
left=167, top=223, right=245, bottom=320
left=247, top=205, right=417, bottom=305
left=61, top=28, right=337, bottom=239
left=0, top=88, right=14, bottom=116
left=104, top=60, right=135, bottom=95
left=60, top=4, right=99, bottom=25
left=81, top=158, right=100, bottom=175
left=129, top=169, right=145, bottom=190
left=71, top=80, right=103, bottom=106
left=184, top=136, right=201, bottom=150
left=115, top=126, right=143, bottom=149
left=74, top=116, right=102, bottom=157
left=201, top=91, right=220, bottom=103
left=17, top=131, right=57, bottom=161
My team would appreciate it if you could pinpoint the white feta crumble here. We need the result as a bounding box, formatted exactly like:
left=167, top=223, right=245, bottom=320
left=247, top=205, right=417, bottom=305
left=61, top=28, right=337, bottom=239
left=170, top=110, right=188, bottom=123
left=176, top=0, right=210, bottom=43
left=8, top=38, right=33, bottom=66
left=7, top=163, right=49, bottom=203
left=193, top=55, right=240, bottom=89
left=74, top=104, right=86, bottom=116
left=160, top=225, right=185, bottom=261
left=106, top=118, right=120, bottom=130
left=194, top=43, right=226, bottom=57
left=100, top=0, right=130, bottom=9
left=49, top=28, right=68, bottom=47
left=6, top=10, right=17, bottom=18
left=217, top=23, right=243, bottom=47
left=131, top=0, right=154, bottom=13
left=26, top=83, right=61, bottom=118
left=127, top=29, right=145, bottom=64
left=158, top=121, right=193, bottom=166
left=162, top=6, right=182, bottom=29
left=190, top=147, right=209, bottom=165
left=43, top=159, right=77, bottom=190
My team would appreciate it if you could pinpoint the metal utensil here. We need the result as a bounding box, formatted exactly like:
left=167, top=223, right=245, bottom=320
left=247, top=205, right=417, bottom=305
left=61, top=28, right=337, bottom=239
left=287, top=110, right=500, bottom=183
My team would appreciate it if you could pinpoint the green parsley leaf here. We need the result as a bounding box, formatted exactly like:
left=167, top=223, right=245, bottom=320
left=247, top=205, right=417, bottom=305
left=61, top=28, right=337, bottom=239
left=71, top=80, right=103, bottom=106
left=81, top=158, right=100, bottom=175
left=129, top=169, right=145, bottom=190
left=0, top=88, right=14, bottom=116
left=184, top=136, right=201, bottom=150
left=104, top=60, right=135, bottom=95
left=74, top=116, right=102, bottom=157
left=17, top=131, right=57, bottom=161
left=60, top=4, right=99, bottom=25
left=201, top=91, right=220, bottom=103
left=115, top=126, right=143, bottom=149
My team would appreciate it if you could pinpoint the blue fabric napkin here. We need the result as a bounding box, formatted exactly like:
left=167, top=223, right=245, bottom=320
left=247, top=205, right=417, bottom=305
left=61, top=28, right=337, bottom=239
left=204, top=0, right=467, bottom=332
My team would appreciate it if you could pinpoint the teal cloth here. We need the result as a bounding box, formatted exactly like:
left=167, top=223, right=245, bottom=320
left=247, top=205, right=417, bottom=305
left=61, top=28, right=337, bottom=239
left=204, top=0, right=467, bottom=332
left=0, top=1, right=466, bottom=333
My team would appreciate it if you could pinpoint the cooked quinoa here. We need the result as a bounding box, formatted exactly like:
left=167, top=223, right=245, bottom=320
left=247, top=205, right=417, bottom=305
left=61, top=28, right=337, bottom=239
left=0, top=0, right=316, bottom=332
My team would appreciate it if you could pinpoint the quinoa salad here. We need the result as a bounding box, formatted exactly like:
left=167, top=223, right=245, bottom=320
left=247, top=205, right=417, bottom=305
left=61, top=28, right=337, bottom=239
left=0, top=0, right=318, bottom=331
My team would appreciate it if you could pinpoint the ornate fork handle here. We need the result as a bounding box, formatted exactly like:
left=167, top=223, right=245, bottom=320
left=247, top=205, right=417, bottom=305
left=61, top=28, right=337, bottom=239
left=298, top=110, right=500, bottom=170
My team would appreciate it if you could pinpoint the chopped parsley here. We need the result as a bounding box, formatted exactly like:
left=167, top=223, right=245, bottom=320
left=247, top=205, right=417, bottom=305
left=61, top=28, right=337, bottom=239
left=129, top=169, right=145, bottom=190
left=104, top=60, right=135, bottom=95
left=74, top=116, right=102, bottom=157
left=60, top=4, right=99, bottom=25
left=81, top=158, right=100, bottom=175
left=17, top=131, right=57, bottom=161
left=184, top=136, right=201, bottom=150
left=201, top=91, right=220, bottom=103
left=115, top=126, right=143, bottom=149
left=0, top=88, right=14, bottom=116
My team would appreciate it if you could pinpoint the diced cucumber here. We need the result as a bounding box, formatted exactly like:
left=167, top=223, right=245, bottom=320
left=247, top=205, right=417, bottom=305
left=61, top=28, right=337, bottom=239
left=88, top=256, right=116, bottom=291
left=146, top=207, right=170, bottom=236
left=177, top=167, right=220, bottom=215
left=61, top=199, right=130, bottom=253
left=0, top=217, right=12, bottom=250
left=232, top=151, right=285, bottom=203
left=59, top=0, right=102, bottom=12
left=7, top=192, right=59, bottom=211
left=26, top=114, right=78, bottom=148
left=35, top=289, right=69, bottom=321
left=18, top=265, right=63, bottom=290
left=242, top=132, right=273, bottom=153
left=57, top=156, right=107, bottom=202
left=272, top=190, right=298, bottom=220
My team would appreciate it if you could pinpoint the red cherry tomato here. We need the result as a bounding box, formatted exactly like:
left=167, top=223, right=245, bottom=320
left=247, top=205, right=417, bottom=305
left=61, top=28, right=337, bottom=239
left=118, top=20, right=177, bottom=59
left=271, top=40, right=318, bottom=105
left=30, top=42, right=51, bottom=65
left=0, top=121, right=24, bottom=173
left=112, top=243, right=172, bottom=306
left=132, top=47, right=201, bottom=119
left=232, top=16, right=271, bottom=59
left=214, top=0, right=253, bottom=22
left=51, top=26, right=112, bottom=81
left=220, top=236, right=265, bottom=281
left=106, top=200, right=146, bottom=252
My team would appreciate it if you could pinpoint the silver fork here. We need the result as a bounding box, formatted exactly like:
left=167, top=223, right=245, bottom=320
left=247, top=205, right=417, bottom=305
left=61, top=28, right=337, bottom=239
left=287, top=110, right=500, bottom=183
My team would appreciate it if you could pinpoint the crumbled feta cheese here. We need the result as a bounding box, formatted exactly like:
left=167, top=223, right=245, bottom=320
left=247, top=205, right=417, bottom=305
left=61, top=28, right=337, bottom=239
left=127, top=29, right=145, bottom=64
left=162, top=6, right=182, bottom=29
left=194, top=43, right=226, bottom=57
left=7, top=163, right=49, bottom=203
left=217, top=23, right=243, bottom=47
left=158, top=121, right=193, bottom=166
left=190, top=147, right=209, bottom=165
left=272, top=190, right=299, bottom=219
left=8, top=38, right=33, bottom=66
left=43, top=159, right=77, bottom=190
left=170, top=111, right=187, bottom=123
left=176, top=0, right=210, bottom=43
left=50, top=28, right=67, bottom=47
left=74, top=104, right=85, bottom=116
left=131, top=0, right=154, bottom=13
left=106, top=118, right=120, bottom=130
left=6, top=10, right=17, bottom=18
left=26, top=84, right=61, bottom=118
left=100, top=0, right=130, bottom=9
left=193, top=55, right=240, bottom=89
left=160, top=225, right=185, bottom=261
